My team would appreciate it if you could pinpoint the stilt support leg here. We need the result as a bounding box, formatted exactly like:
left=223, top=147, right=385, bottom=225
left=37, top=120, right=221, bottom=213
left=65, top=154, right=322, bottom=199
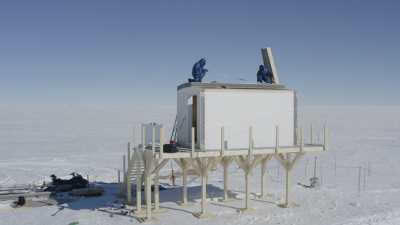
left=221, top=157, right=232, bottom=202
left=154, top=172, right=159, bottom=211
left=260, top=155, right=272, bottom=199
left=236, top=155, right=262, bottom=212
left=145, top=173, right=152, bottom=219
left=175, top=159, right=191, bottom=206
left=275, top=153, right=303, bottom=208
left=193, top=158, right=216, bottom=219
left=136, top=174, right=142, bottom=213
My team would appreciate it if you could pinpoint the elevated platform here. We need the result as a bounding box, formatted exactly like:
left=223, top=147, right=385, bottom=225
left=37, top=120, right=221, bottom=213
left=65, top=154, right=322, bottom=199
left=157, top=144, right=324, bottom=159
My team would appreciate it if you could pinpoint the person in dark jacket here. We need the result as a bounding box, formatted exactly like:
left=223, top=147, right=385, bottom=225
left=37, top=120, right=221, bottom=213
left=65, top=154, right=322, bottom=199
left=190, top=58, right=208, bottom=82
left=256, top=65, right=273, bottom=84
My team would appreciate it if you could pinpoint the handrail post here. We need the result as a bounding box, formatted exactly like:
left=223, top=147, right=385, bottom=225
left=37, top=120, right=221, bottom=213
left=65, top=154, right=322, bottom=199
left=275, top=126, right=279, bottom=154
left=152, top=125, right=155, bottom=152
left=160, top=126, right=164, bottom=158
left=141, top=124, right=146, bottom=150
left=220, top=126, right=225, bottom=156
left=300, top=126, right=304, bottom=152
left=191, top=127, right=195, bottom=157
left=323, top=123, right=327, bottom=151
left=248, top=126, right=253, bottom=157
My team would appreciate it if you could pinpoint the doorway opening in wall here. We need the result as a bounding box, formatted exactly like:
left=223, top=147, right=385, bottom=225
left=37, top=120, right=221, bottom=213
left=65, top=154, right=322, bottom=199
left=189, top=95, right=197, bottom=144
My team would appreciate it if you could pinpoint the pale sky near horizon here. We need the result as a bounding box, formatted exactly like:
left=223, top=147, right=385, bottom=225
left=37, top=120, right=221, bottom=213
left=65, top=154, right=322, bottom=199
left=0, top=0, right=399, bottom=106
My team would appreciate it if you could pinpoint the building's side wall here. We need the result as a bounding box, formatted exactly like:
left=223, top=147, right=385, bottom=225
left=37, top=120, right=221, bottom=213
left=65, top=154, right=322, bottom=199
left=203, top=89, right=295, bottom=149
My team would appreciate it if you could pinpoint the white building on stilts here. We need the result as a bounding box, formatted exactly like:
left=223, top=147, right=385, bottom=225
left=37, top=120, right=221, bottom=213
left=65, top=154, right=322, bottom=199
left=120, top=48, right=326, bottom=220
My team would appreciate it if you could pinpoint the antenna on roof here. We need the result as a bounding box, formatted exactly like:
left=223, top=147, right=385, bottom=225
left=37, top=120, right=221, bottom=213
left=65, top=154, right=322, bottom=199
left=261, top=47, right=280, bottom=84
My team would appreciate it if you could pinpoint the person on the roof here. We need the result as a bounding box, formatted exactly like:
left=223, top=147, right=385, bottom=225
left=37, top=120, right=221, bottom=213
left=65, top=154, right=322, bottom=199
left=189, top=58, right=208, bottom=82
left=256, top=65, right=273, bottom=84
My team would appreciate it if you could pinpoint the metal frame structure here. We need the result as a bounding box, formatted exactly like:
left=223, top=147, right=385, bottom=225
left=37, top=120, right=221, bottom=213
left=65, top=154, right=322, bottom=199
left=121, top=124, right=327, bottom=220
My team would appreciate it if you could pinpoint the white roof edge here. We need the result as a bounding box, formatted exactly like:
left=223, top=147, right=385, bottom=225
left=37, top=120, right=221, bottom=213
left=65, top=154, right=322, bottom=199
left=177, top=82, right=290, bottom=91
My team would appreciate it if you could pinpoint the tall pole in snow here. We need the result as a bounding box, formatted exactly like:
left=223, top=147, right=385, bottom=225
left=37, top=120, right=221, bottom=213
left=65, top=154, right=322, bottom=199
left=358, top=166, right=362, bottom=197
left=313, top=157, right=317, bottom=177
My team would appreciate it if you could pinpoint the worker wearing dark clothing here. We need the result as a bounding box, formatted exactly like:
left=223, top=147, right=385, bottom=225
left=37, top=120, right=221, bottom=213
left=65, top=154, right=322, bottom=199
left=257, top=65, right=272, bottom=84
left=190, top=58, right=208, bottom=82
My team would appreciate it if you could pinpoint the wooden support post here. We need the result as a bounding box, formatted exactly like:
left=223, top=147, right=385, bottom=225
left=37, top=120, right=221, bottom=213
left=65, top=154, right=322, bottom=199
left=136, top=163, right=142, bottom=213
left=151, top=158, right=169, bottom=214
left=191, top=127, right=195, bottom=156
left=260, top=159, right=266, bottom=198
left=127, top=144, right=132, bottom=204
left=154, top=164, right=160, bottom=211
left=245, top=171, right=250, bottom=209
left=128, top=142, right=131, bottom=161
left=143, top=150, right=155, bottom=219
left=323, top=124, right=327, bottom=150
left=310, top=124, right=313, bottom=144
left=300, top=126, right=304, bottom=152
left=223, top=160, right=228, bottom=201
left=123, top=155, right=126, bottom=174
left=304, top=159, right=309, bottom=178
left=275, top=152, right=304, bottom=208
left=363, top=167, right=367, bottom=190
left=236, top=154, right=262, bottom=211
left=175, top=159, right=190, bottom=206
left=160, top=127, right=164, bottom=159
left=122, top=155, right=126, bottom=194
left=152, top=126, right=155, bottom=152
left=133, top=146, right=143, bottom=214
left=275, top=126, right=279, bottom=154
left=221, top=157, right=232, bottom=201
left=358, top=166, right=362, bottom=197
left=145, top=172, right=152, bottom=219
left=141, top=125, right=146, bottom=149
left=248, top=126, right=253, bottom=156
left=220, top=126, right=225, bottom=156
left=182, top=164, right=188, bottom=205
left=313, top=157, right=317, bottom=177
left=126, top=169, right=132, bottom=204
left=260, top=155, right=272, bottom=199
left=284, top=165, right=289, bottom=207
left=193, top=158, right=215, bottom=218
left=141, top=150, right=169, bottom=218
left=201, top=170, right=207, bottom=215
left=118, top=169, right=121, bottom=195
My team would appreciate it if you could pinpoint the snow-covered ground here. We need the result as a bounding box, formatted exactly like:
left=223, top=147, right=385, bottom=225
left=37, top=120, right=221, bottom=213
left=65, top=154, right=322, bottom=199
left=0, top=104, right=399, bottom=225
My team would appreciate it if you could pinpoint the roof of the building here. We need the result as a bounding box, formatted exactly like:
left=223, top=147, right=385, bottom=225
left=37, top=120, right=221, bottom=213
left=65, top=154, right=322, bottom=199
left=177, top=82, right=289, bottom=91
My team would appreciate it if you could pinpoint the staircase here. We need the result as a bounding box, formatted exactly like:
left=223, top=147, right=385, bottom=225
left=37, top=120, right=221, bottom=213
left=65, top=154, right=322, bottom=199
left=128, top=147, right=145, bottom=184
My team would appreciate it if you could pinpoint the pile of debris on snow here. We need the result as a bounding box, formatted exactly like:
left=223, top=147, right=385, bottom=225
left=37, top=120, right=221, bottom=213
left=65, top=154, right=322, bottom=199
left=45, top=173, right=89, bottom=192
left=45, top=172, right=104, bottom=197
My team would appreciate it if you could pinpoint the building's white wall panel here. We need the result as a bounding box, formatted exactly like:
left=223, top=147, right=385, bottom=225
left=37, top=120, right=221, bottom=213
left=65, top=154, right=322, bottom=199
left=203, top=89, right=294, bottom=149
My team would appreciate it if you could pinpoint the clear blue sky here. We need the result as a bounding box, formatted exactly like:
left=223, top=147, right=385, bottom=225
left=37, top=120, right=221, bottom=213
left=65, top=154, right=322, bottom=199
left=0, top=0, right=399, bottom=106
